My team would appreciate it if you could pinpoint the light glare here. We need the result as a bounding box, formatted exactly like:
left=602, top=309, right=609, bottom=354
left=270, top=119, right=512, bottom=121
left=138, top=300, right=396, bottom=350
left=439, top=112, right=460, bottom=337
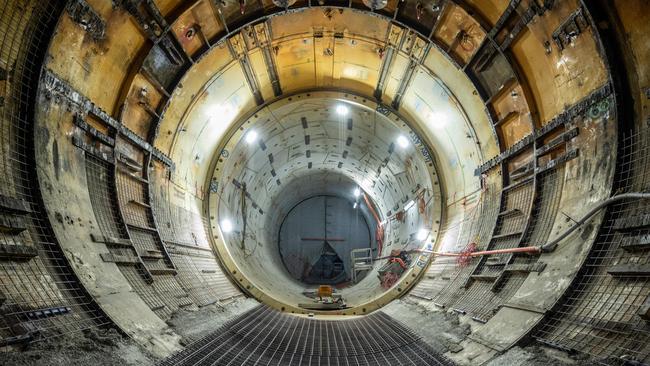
left=416, top=229, right=429, bottom=241
left=220, top=219, right=233, bottom=233
left=429, top=111, right=446, bottom=129
left=353, top=187, right=361, bottom=198
left=336, top=105, right=349, bottom=116
left=404, top=200, right=415, bottom=211
left=245, top=130, right=258, bottom=144
left=397, top=135, right=409, bottom=148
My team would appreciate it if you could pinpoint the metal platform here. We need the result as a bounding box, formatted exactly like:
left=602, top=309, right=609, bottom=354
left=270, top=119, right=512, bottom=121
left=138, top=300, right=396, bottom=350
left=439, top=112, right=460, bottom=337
left=159, top=305, right=455, bottom=366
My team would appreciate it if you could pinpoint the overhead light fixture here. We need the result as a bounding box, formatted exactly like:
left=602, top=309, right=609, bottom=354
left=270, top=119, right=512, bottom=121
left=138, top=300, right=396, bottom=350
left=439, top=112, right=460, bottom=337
left=336, top=104, right=349, bottom=116
left=220, top=219, right=233, bottom=233
left=404, top=200, right=415, bottom=211
left=353, top=202, right=358, bottom=209
left=397, top=135, right=409, bottom=148
left=416, top=229, right=429, bottom=241
left=245, top=130, right=258, bottom=144
left=353, top=187, right=361, bottom=198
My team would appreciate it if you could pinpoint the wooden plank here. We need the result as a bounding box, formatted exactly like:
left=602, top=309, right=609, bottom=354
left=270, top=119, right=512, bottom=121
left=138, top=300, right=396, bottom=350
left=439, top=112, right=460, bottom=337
left=607, top=264, right=650, bottom=277
left=100, top=252, right=140, bottom=265
left=149, top=268, right=177, bottom=276
left=470, top=274, right=499, bottom=282
left=491, top=231, right=523, bottom=240
left=614, top=214, right=650, bottom=231
left=0, top=215, right=27, bottom=234
left=129, top=199, right=151, bottom=208
left=0, top=244, right=38, bottom=260
left=0, top=194, right=30, bottom=214
left=127, top=223, right=158, bottom=232
left=497, top=208, right=522, bottom=218
left=620, top=233, right=650, bottom=252
left=91, top=233, right=133, bottom=247
left=639, top=295, right=650, bottom=321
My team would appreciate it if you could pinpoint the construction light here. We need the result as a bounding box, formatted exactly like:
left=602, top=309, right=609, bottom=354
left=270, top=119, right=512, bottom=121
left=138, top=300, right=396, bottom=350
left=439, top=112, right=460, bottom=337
left=353, top=187, right=361, bottom=198
left=245, top=130, right=258, bottom=144
left=220, top=219, right=233, bottom=233
left=397, top=135, right=409, bottom=148
left=336, top=104, right=349, bottom=116
left=404, top=200, right=415, bottom=211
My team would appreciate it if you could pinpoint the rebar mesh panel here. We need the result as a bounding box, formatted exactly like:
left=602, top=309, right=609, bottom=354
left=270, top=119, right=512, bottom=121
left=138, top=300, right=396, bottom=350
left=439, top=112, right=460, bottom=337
left=0, top=0, right=109, bottom=346
left=159, top=305, right=456, bottom=366
left=534, top=128, right=650, bottom=365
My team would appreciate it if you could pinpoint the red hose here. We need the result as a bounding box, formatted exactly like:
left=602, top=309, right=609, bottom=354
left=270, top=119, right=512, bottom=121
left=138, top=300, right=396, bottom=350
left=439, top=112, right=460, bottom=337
left=389, top=257, right=407, bottom=270
left=375, top=246, right=541, bottom=261
left=429, top=246, right=541, bottom=257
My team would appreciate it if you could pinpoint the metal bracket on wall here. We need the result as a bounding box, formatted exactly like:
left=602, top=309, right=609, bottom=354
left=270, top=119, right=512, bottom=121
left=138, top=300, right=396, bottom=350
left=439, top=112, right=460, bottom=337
left=72, top=136, right=115, bottom=164
left=113, top=0, right=167, bottom=42
left=476, top=83, right=611, bottom=174
left=41, top=70, right=175, bottom=169
left=552, top=5, right=589, bottom=51
left=65, top=0, right=106, bottom=41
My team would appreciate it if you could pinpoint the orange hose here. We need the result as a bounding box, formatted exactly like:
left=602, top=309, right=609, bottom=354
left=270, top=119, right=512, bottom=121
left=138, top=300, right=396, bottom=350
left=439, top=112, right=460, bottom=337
left=362, top=193, right=384, bottom=256
left=362, top=193, right=381, bottom=223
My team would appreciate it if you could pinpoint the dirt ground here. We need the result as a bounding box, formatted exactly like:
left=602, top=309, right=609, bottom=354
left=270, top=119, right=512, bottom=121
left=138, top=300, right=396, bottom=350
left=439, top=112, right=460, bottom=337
left=382, top=297, right=597, bottom=366
left=3, top=296, right=602, bottom=366
left=2, top=297, right=260, bottom=366
left=1, top=327, right=156, bottom=366
left=166, top=296, right=259, bottom=345
left=382, top=298, right=472, bottom=354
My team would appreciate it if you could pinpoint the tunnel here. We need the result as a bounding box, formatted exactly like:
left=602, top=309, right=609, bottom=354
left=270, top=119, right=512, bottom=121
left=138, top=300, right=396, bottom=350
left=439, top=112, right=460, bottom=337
left=0, top=0, right=649, bottom=365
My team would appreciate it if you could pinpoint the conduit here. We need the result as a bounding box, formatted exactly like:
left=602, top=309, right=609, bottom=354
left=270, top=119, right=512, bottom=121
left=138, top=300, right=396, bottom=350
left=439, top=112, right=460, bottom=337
left=540, top=192, right=650, bottom=252
left=362, top=193, right=384, bottom=258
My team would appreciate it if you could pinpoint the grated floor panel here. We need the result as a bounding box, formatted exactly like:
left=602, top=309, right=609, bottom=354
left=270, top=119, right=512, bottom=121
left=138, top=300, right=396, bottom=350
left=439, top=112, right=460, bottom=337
left=159, top=305, right=456, bottom=366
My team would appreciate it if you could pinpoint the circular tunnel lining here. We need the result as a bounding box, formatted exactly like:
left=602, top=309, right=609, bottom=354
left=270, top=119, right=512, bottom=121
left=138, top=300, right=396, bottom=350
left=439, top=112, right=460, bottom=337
left=208, top=92, right=442, bottom=313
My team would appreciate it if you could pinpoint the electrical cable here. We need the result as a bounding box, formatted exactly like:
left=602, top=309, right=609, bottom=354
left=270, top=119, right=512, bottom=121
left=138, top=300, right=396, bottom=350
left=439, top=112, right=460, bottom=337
left=540, top=192, right=650, bottom=252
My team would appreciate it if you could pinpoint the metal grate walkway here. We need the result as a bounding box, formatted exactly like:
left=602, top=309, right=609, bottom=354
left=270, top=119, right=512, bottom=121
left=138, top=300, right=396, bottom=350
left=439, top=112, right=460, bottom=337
left=159, top=305, right=455, bottom=366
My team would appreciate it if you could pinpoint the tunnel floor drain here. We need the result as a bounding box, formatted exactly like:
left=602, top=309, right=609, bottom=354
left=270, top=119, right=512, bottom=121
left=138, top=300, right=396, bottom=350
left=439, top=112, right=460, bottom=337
left=158, top=304, right=455, bottom=365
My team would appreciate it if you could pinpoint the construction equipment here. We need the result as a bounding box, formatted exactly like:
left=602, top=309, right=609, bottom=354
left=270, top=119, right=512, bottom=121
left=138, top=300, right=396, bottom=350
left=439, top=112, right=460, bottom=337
left=378, top=250, right=411, bottom=289
left=299, top=285, right=347, bottom=310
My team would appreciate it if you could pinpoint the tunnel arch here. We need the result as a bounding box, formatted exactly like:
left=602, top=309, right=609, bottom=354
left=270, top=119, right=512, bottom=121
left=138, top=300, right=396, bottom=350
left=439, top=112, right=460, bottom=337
left=206, top=91, right=444, bottom=313
left=1, top=1, right=648, bottom=365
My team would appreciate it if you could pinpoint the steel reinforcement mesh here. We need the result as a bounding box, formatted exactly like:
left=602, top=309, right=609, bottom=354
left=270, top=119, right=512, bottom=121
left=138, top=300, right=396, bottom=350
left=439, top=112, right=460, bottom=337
left=159, top=305, right=456, bottom=366
left=533, top=128, right=650, bottom=365
left=410, top=149, right=565, bottom=323
left=409, top=170, right=502, bottom=302
left=0, top=0, right=109, bottom=348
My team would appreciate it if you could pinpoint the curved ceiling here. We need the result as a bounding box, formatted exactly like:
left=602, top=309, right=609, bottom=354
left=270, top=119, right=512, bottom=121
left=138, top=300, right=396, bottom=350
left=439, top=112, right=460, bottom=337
left=154, top=7, right=497, bottom=208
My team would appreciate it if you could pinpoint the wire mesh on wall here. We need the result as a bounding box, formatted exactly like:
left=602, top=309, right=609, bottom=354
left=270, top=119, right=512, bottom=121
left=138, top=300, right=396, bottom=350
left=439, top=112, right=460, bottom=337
left=533, top=128, right=650, bottom=365
left=0, top=0, right=109, bottom=348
